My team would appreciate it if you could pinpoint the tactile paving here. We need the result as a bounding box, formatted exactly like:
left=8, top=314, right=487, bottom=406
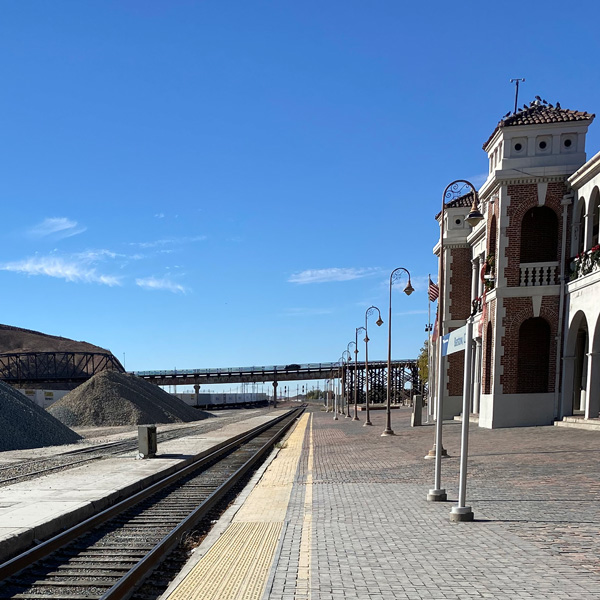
left=167, top=413, right=311, bottom=600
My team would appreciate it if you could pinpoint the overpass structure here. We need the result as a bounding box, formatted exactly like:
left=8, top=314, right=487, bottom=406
left=0, top=351, right=125, bottom=388
left=134, top=360, right=420, bottom=403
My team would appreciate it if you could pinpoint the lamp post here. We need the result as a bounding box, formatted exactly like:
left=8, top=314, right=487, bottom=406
left=333, top=368, right=339, bottom=421
left=428, top=179, right=484, bottom=503
left=347, top=342, right=356, bottom=418
left=342, top=350, right=352, bottom=417
left=338, top=357, right=345, bottom=417
left=363, top=305, right=384, bottom=427
left=353, top=328, right=365, bottom=421
left=382, top=267, right=414, bottom=436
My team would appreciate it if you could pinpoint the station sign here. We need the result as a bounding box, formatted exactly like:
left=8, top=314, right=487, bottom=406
left=441, top=325, right=468, bottom=357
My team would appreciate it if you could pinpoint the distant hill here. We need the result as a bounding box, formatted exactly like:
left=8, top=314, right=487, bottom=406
left=0, top=324, right=109, bottom=355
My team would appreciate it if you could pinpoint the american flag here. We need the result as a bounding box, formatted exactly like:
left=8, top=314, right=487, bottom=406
left=428, top=278, right=439, bottom=302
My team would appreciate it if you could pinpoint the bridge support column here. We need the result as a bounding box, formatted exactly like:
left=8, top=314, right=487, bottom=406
left=194, top=384, right=200, bottom=407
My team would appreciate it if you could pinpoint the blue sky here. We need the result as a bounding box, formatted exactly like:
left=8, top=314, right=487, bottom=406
left=1, top=0, right=600, bottom=377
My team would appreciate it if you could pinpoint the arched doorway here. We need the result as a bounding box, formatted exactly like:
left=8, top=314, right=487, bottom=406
left=563, top=311, right=589, bottom=417
left=483, top=321, right=493, bottom=394
left=516, top=317, right=551, bottom=393
left=573, top=322, right=589, bottom=414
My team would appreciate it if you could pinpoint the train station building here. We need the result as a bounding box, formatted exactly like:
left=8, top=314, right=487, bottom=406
left=433, top=98, right=600, bottom=428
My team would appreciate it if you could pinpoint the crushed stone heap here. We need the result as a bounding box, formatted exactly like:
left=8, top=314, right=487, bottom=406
left=48, top=371, right=209, bottom=427
left=0, top=380, right=82, bottom=451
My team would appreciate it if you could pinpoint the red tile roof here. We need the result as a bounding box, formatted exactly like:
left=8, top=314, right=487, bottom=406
left=483, top=100, right=594, bottom=150
left=435, top=191, right=475, bottom=219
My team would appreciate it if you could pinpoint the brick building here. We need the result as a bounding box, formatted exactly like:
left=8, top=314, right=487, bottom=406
left=434, top=99, right=600, bottom=428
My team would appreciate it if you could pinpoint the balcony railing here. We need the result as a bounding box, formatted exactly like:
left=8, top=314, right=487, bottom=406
left=570, top=246, right=600, bottom=280
left=519, top=262, right=559, bottom=286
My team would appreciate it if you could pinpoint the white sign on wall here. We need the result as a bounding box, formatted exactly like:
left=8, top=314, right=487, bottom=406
left=441, top=325, right=468, bottom=357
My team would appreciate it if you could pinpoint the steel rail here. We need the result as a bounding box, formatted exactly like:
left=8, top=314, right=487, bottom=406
left=0, top=407, right=302, bottom=587
left=99, top=409, right=300, bottom=600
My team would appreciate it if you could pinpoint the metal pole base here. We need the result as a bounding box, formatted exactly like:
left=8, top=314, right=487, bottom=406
left=363, top=420, right=372, bottom=426
left=334, top=415, right=338, bottom=421
left=424, top=444, right=449, bottom=460
left=450, top=506, right=474, bottom=521
left=427, top=488, right=447, bottom=502
left=381, top=429, right=395, bottom=436
left=352, top=416, right=360, bottom=421
left=345, top=413, right=351, bottom=418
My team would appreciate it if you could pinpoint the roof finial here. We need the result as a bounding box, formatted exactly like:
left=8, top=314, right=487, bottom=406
left=510, top=78, right=525, bottom=114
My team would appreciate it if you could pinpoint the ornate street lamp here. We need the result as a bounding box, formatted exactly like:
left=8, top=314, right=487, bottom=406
left=382, top=267, right=414, bottom=436
left=342, top=349, right=352, bottom=417
left=347, top=342, right=357, bottom=418
left=363, top=305, right=383, bottom=426
left=428, top=180, right=483, bottom=503
left=353, top=327, right=366, bottom=421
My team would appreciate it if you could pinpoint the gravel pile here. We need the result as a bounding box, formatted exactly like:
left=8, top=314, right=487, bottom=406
left=48, top=371, right=208, bottom=427
left=0, top=380, right=82, bottom=451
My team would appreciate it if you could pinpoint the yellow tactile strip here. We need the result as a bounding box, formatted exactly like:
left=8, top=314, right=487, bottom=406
left=167, top=413, right=311, bottom=600
left=296, top=415, right=313, bottom=599
left=167, top=521, right=282, bottom=600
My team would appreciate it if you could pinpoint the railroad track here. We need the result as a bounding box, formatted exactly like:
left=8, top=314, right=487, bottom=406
left=0, top=413, right=271, bottom=488
left=0, top=407, right=303, bottom=599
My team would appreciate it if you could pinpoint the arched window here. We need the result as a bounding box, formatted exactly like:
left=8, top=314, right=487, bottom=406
left=520, top=207, right=558, bottom=263
left=574, top=198, right=585, bottom=257
left=483, top=321, right=493, bottom=394
left=516, top=318, right=551, bottom=393
left=591, top=188, right=600, bottom=248
left=488, top=215, right=497, bottom=262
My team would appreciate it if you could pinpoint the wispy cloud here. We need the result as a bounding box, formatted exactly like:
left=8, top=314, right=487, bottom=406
left=288, top=267, right=380, bottom=284
left=395, top=309, right=428, bottom=316
left=130, top=235, right=207, bottom=249
left=0, top=256, right=121, bottom=286
left=29, top=217, right=86, bottom=240
left=136, top=276, right=188, bottom=294
left=154, top=213, right=165, bottom=219
left=74, top=249, right=120, bottom=262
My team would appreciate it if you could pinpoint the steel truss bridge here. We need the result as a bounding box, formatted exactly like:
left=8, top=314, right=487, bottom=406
left=0, top=354, right=419, bottom=402
left=0, top=352, right=125, bottom=387
left=135, top=360, right=420, bottom=403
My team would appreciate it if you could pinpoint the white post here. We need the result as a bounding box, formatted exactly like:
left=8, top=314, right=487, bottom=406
left=450, top=317, right=474, bottom=521
left=333, top=378, right=338, bottom=420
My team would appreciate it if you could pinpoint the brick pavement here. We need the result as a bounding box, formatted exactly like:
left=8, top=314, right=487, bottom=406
left=260, top=406, right=600, bottom=599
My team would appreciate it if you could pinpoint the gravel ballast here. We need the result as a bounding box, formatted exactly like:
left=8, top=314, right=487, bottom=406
left=48, top=371, right=209, bottom=427
left=0, top=380, right=82, bottom=451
